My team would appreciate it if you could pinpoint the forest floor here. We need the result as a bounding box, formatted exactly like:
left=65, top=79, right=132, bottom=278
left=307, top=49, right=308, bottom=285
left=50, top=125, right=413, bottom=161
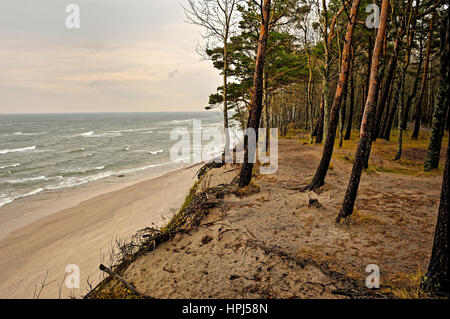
left=89, top=128, right=447, bottom=299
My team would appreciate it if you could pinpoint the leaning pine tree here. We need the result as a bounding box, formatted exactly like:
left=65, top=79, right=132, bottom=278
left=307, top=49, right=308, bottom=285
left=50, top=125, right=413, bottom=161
left=336, top=0, right=390, bottom=223
left=238, top=0, right=271, bottom=188
left=302, top=0, right=361, bottom=191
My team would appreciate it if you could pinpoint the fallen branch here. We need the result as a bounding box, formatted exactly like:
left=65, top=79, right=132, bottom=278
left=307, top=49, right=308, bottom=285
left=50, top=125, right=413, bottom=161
left=99, top=264, right=153, bottom=299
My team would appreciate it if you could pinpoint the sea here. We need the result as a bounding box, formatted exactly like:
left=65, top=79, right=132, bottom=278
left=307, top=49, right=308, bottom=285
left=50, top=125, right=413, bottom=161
left=0, top=112, right=230, bottom=209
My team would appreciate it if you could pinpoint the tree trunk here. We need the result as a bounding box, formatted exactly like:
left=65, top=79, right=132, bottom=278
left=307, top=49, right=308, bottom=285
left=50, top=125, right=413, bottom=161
left=422, top=129, right=449, bottom=294
left=400, top=0, right=421, bottom=131
left=264, top=74, right=271, bottom=153
left=336, top=0, right=389, bottom=222
left=238, top=0, right=271, bottom=188
left=321, top=0, right=330, bottom=142
left=402, top=36, right=424, bottom=130
left=374, top=26, right=404, bottom=138
left=307, top=50, right=314, bottom=144
left=412, top=13, right=435, bottom=139
left=223, top=38, right=231, bottom=157
left=422, top=12, right=450, bottom=290
left=424, top=10, right=450, bottom=172
left=304, top=0, right=361, bottom=191
left=383, top=76, right=401, bottom=141
left=316, top=95, right=324, bottom=144
left=345, top=48, right=355, bottom=140
left=339, top=80, right=348, bottom=147
left=379, top=75, right=395, bottom=137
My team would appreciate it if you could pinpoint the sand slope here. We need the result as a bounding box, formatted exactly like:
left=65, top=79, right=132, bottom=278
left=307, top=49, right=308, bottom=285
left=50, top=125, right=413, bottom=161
left=0, top=164, right=201, bottom=299
left=95, top=139, right=443, bottom=299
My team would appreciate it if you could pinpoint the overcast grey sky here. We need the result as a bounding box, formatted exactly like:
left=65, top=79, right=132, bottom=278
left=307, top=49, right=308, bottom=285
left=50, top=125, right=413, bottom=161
left=0, top=0, right=220, bottom=113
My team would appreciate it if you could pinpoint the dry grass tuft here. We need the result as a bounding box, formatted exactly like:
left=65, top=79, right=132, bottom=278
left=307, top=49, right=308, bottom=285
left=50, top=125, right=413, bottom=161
left=235, top=181, right=261, bottom=198
left=383, top=267, right=428, bottom=299
left=345, top=209, right=381, bottom=225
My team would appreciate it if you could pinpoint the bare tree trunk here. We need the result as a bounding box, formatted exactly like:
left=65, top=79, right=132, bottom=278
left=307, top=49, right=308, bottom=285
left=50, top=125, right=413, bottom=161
left=303, top=0, right=361, bottom=191
left=383, top=76, right=401, bottom=140
left=307, top=52, right=314, bottom=144
left=424, top=10, right=450, bottom=172
left=239, top=0, right=271, bottom=188
left=264, top=74, right=271, bottom=153
left=321, top=0, right=330, bottom=142
left=336, top=0, right=389, bottom=222
left=316, top=95, right=324, bottom=144
left=374, top=26, right=404, bottom=138
left=399, top=0, right=421, bottom=131
left=422, top=11, right=449, bottom=290
left=422, top=128, right=450, bottom=294
left=379, top=76, right=395, bottom=138
left=402, top=35, right=424, bottom=130
left=412, top=13, right=435, bottom=139
left=223, top=39, right=231, bottom=157
left=345, top=47, right=355, bottom=140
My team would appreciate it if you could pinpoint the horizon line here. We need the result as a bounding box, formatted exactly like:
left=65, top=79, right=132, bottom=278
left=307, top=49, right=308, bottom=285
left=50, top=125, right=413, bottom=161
left=0, top=110, right=213, bottom=115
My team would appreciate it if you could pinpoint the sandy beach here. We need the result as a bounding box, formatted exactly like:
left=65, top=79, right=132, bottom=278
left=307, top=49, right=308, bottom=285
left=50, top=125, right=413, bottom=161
left=0, top=164, right=201, bottom=299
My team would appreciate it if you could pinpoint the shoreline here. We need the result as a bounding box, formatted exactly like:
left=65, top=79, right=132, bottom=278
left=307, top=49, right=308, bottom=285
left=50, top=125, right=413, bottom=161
left=0, top=161, right=196, bottom=240
left=0, top=163, right=202, bottom=299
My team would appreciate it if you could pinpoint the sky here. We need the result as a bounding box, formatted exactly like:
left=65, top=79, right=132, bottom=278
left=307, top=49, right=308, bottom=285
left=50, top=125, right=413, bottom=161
left=0, top=0, right=221, bottom=113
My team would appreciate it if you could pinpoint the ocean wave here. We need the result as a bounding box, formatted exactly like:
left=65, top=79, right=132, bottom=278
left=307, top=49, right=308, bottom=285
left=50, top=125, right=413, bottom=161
left=7, top=175, right=62, bottom=184
left=134, top=149, right=164, bottom=155
left=115, top=129, right=134, bottom=133
left=0, top=156, right=193, bottom=207
left=46, top=171, right=117, bottom=190
left=0, top=188, right=44, bottom=208
left=114, top=157, right=190, bottom=175
left=61, top=166, right=105, bottom=174
left=172, top=119, right=195, bottom=123
left=13, top=132, right=45, bottom=136
left=161, top=119, right=195, bottom=126
left=0, top=146, right=36, bottom=155
left=0, top=163, right=20, bottom=170
left=67, top=148, right=86, bottom=153
left=82, top=153, right=95, bottom=158
left=80, top=131, right=122, bottom=138
left=80, top=131, right=94, bottom=137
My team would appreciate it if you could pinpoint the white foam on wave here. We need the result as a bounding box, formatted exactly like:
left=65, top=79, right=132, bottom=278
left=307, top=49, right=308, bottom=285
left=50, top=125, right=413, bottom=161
left=80, top=131, right=94, bottom=137
left=7, top=175, right=63, bottom=184
left=134, top=149, right=164, bottom=155
left=0, top=163, right=20, bottom=170
left=13, top=132, right=45, bottom=136
left=172, top=119, right=195, bottom=123
left=0, top=156, right=193, bottom=208
left=61, top=166, right=105, bottom=174
left=0, top=146, right=36, bottom=155
left=80, top=131, right=122, bottom=138
left=0, top=188, right=44, bottom=208
left=46, top=171, right=116, bottom=190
